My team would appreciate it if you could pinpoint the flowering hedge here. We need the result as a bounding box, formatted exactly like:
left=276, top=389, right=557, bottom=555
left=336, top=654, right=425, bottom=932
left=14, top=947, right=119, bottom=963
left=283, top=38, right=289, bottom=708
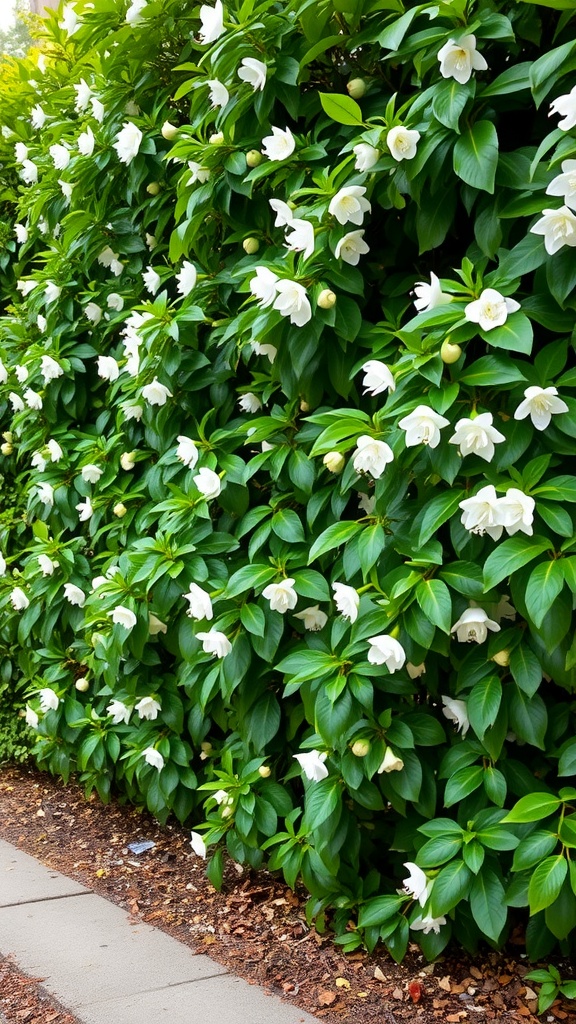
left=2, top=0, right=576, bottom=963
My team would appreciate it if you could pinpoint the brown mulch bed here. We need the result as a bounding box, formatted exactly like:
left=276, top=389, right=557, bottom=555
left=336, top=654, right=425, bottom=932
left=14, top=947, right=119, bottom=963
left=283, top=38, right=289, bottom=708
left=0, top=955, right=78, bottom=1024
left=0, top=763, right=573, bottom=1024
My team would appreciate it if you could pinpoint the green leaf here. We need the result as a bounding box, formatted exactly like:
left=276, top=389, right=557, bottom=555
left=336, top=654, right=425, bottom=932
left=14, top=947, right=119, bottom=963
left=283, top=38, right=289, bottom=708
left=483, top=536, right=553, bottom=590
left=302, top=776, right=341, bottom=830
left=415, top=578, right=452, bottom=633
left=530, top=39, right=576, bottom=106
left=528, top=855, right=568, bottom=915
left=503, top=793, right=562, bottom=824
left=470, top=868, right=507, bottom=942
left=508, top=687, right=547, bottom=749
left=513, top=831, right=559, bottom=872
left=358, top=895, right=405, bottom=928
left=468, top=676, right=502, bottom=740
left=525, top=559, right=565, bottom=628
left=453, top=121, right=498, bottom=193
left=244, top=692, right=281, bottom=751
left=377, top=7, right=418, bottom=49
left=417, top=833, right=464, bottom=867
left=482, top=313, right=533, bottom=355
left=444, top=766, right=484, bottom=808
left=458, top=354, right=527, bottom=387
left=480, top=61, right=531, bottom=97
left=416, top=490, right=466, bottom=547
left=319, top=92, right=364, bottom=126
left=240, top=603, right=266, bottom=636
left=533, top=475, right=576, bottom=502
left=558, top=739, right=576, bottom=777
left=439, top=561, right=485, bottom=599
left=432, top=78, right=474, bottom=131
left=509, top=645, right=542, bottom=698
left=430, top=860, right=472, bottom=917
left=272, top=509, right=305, bottom=544
left=226, top=563, right=277, bottom=598
left=308, top=521, right=363, bottom=562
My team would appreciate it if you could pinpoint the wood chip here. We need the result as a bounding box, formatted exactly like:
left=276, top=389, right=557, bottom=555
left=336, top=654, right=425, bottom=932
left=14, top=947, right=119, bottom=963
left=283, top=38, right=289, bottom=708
left=439, top=975, right=452, bottom=992
left=335, top=978, right=350, bottom=989
left=317, top=991, right=336, bottom=1006
left=373, top=967, right=387, bottom=983
left=392, top=987, right=404, bottom=1000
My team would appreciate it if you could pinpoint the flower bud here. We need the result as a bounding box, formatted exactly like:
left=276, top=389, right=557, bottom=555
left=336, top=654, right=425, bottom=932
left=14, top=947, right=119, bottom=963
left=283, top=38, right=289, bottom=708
left=1, top=443, right=13, bottom=456
left=323, top=451, right=345, bottom=474
left=258, top=765, right=271, bottom=778
left=199, top=741, right=212, bottom=760
left=378, top=746, right=404, bottom=773
left=242, top=237, right=260, bottom=255
left=75, top=677, right=89, bottom=692
left=317, top=289, right=337, bottom=309
left=492, top=649, right=510, bottom=667
left=146, top=181, right=161, bottom=195
left=351, top=738, right=370, bottom=757
left=299, top=399, right=310, bottom=412
left=347, top=78, right=366, bottom=99
left=246, top=149, right=263, bottom=168
left=113, top=502, right=127, bottom=517
left=91, top=632, right=105, bottom=648
left=3, top=432, right=13, bottom=442
left=440, top=340, right=462, bottom=364
left=120, top=451, right=136, bottom=471
left=161, top=120, right=179, bottom=140
left=209, top=131, right=224, bottom=146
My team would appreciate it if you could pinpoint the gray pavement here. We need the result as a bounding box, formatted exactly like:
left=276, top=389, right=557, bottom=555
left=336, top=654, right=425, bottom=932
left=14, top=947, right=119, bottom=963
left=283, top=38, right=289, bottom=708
left=0, top=839, right=318, bottom=1024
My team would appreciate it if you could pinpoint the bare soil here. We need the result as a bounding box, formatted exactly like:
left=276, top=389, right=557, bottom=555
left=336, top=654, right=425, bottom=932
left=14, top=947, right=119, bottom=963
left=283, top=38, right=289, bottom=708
left=0, top=763, right=574, bottom=1024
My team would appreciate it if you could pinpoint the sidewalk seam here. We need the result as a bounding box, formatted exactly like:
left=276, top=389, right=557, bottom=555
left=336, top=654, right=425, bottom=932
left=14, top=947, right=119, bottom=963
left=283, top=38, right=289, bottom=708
left=0, top=891, right=92, bottom=909
left=75, top=971, right=232, bottom=1006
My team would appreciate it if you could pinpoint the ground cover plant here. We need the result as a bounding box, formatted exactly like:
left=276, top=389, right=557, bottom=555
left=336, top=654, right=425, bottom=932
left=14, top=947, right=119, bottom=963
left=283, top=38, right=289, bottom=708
left=1, top=0, right=576, bottom=966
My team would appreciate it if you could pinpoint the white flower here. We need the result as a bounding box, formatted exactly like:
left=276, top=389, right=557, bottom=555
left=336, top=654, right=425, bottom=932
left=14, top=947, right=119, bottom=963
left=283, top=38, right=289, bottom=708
left=284, top=218, right=315, bottom=260
left=361, top=360, right=395, bottom=396
left=0, top=360, right=7, bottom=384
left=31, top=104, right=47, bottom=129
left=407, top=662, right=426, bottom=679
left=378, top=747, right=405, bottom=773
left=335, top=229, right=369, bottom=266
left=85, top=302, right=102, bottom=325
left=251, top=341, right=277, bottom=363
left=198, top=0, right=225, bottom=43
left=21, top=160, right=38, bottom=184
left=190, top=831, right=207, bottom=858
left=176, top=261, right=197, bottom=297
left=293, top=750, right=329, bottom=782
left=197, top=629, right=232, bottom=658
left=59, top=4, right=80, bottom=36
left=465, top=288, right=521, bottom=332
left=193, top=467, right=221, bottom=499
left=188, top=161, right=211, bottom=184
left=107, top=293, right=124, bottom=312
left=107, top=700, right=132, bottom=725
left=261, top=126, right=295, bottom=162
left=40, top=355, right=63, bottom=384
left=149, top=613, right=167, bottom=635
left=110, top=606, right=137, bottom=630
left=411, top=914, right=446, bottom=935
left=353, top=143, right=379, bottom=172
left=238, top=57, right=267, bottom=91
left=530, top=206, right=576, bottom=255
left=273, top=280, right=312, bottom=327
left=294, top=605, right=328, bottom=631
left=38, top=554, right=57, bottom=576
left=114, top=122, right=143, bottom=165
left=329, top=185, right=371, bottom=226
left=386, top=126, right=420, bottom=161
left=25, top=706, right=39, bottom=729
left=49, top=144, right=70, bottom=170
left=120, top=451, right=136, bottom=471
left=74, top=78, right=92, bottom=111
left=135, top=696, right=161, bottom=719
left=39, top=688, right=59, bottom=712
left=437, top=34, right=488, bottom=84
left=24, top=389, right=42, bottom=410
left=207, top=79, right=229, bottom=108
left=250, top=266, right=279, bottom=308
left=81, top=464, right=103, bottom=483
left=183, top=583, right=213, bottom=621
left=412, top=272, right=452, bottom=312
left=367, top=635, right=406, bottom=672
left=142, top=265, right=161, bottom=295
left=402, top=863, right=433, bottom=907
left=514, top=385, right=568, bottom=430
left=64, top=583, right=86, bottom=607
left=442, top=695, right=470, bottom=736
left=448, top=412, right=506, bottom=462
left=545, top=160, right=576, bottom=211
left=15, top=142, right=28, bottom=163
left=76, top=496, right=93, bottom=521
left=0, top=551, right=5, bottom=575
left=498, top=488, right=535, bottom=537
left=9, top=393, right=24, bottom=412
left=47, top=439, right=63, bottom=462
left=78, top=125, right=95, bottom=157
left=549, top=86, right=576, bottom=131
left=451, top=607, right=500, bottom=643
left=15, top=364, right=28, bottom=384
left=459, top=484, right=503, bottom=541
left=332, top=582, right=359, bottom=623
left=262, top=578, right=298, bottom=613
left=15, top=224, right=28, bottom=244
left=142, top=378, right=173, bottom=405
left=352, top=435, right=394, bottom=479
left=10, top=587, right=29, bottom=611
left=91, top=97, right=105, bottom=123
left=143, top=747, right=164, bottom=772
left=98, top=246, right=120, bottom=269
left=123, top=403, right=143, bottom=421
left=269, top=199, right=294, bottom=227
left=126, top=0, right=147, bottom=24
left=176, top=436, right=199, bottom=469
left=398, top=405, right=449, bottom=448
left=37, top=483, right=54, bottom=507
left=238, top=392, right=262, bottom=413
left=17, top=279, right=37, bottom=296
left=37, top=314, right=47, bottom=332
left=97, top=356, right=119, bottom=381
left=44, top=282, right=62, bottom=304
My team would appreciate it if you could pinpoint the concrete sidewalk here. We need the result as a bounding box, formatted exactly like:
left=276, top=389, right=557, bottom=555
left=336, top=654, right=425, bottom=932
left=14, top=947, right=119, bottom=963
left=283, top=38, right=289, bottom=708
left=0, top=839, right=318, bottom=1024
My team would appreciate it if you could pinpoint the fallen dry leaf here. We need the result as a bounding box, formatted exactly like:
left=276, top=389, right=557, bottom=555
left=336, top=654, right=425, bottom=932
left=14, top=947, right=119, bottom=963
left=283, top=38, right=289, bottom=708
left=408, top=980, right=422, bottom=1004
left=317, top=990, right=336, bottom=1006
left=335, top=978, right=350, bottom=989
left=439, top=975, right=452, bottom=992
left=392, top=987, right=404, bottom=1000
left=373, top=966, right=387, bottom=983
